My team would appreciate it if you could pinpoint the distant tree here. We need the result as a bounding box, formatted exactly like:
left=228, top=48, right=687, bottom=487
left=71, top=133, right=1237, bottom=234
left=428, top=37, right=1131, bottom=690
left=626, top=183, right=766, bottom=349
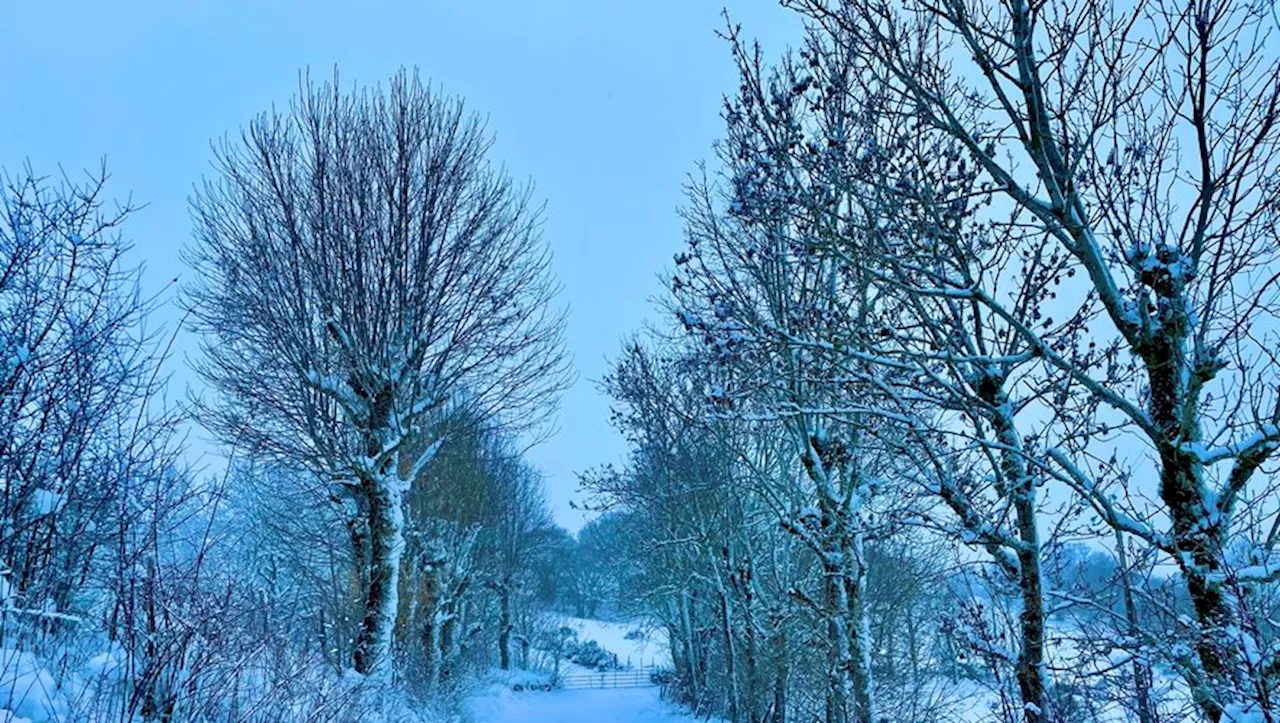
left=484, top=450, right=555, bottom=670
left=532, top=525, right=575, bottom=609
left=184, top=70, right=570, bottom=676
left=590, top=342, right=811, bottom=722
left=568, top=515, right=623, bottom=619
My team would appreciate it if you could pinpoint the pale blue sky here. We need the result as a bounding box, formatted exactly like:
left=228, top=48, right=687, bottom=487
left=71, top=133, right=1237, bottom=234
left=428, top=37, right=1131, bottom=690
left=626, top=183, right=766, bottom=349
left=0, top=1, right=801, bottom=531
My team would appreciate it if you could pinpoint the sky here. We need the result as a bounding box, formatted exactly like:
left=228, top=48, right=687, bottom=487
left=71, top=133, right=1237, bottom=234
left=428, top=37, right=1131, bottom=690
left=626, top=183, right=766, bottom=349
left=0, top=0, right=802, bottom=532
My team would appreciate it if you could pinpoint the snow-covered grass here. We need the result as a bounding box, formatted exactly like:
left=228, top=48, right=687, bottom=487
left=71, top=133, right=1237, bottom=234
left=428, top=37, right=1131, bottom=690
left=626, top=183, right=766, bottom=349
left=0, top=613, right=674, bottom=722
left=0, top=637, right=455, bottom=723
left=464, top=684, right=707, bottom=723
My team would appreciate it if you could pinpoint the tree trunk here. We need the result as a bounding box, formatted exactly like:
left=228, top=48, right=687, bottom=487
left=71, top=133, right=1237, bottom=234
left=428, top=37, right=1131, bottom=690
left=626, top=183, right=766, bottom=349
left=499, top=581, right=513, bottom=671
left=742, top=574, right=761, bottom=722
left=720, top=589, right=741, bottom=722
left=985, top=388, right=1048, bottom=723
left=823, top=555, right=850, bottom=723
left=423, top=612, right=441, bottom=694
left=771, top=621, right=789, bottom=723
left=1161, top=447, right=1237, bottom=720
left=440, top=610, right=454, bottom=680
left=352, top=476, right=405, bottom=678
left=680, top=591, right=704, bottom=709
left=906, top=606, right=922, bottom=719
left=318, top=607, right=330, bottom=669
left=802, top=432, right=876, bottom=723
left=1149, top=323, right=1241, bottom=721
left=1115, top=530, right=1156, bottom=723
left=846, top=542, right=875, bottom=723
left=1013, top=493, right=1048, bottom=723
left=345, top=495, right=369, bottom=636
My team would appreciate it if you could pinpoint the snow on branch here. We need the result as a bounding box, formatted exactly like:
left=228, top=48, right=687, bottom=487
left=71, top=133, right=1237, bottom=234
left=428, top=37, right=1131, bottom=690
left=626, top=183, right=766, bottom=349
left=1182, top=424, right=1280, bottom=466
left=1044, top=448, right=1173, bottom=553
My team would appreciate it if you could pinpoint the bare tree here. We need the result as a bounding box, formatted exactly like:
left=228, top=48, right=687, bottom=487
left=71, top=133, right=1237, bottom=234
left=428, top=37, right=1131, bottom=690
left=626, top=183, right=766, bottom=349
left=784, top=0, right=1280, bottom=718
left=701, top=29, right=1062, bottom=716
left=184, top=70, right=570, bottom=677
left=483, top=448, right=554, bottom=672
left=0, top=166, right=196, bottom=664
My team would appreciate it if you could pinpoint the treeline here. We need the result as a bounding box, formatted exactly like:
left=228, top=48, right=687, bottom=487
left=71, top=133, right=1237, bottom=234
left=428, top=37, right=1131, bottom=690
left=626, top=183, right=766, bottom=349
left=585, top=2, right=1280, bottom=723
left=0, top=71, right=574, bottom=720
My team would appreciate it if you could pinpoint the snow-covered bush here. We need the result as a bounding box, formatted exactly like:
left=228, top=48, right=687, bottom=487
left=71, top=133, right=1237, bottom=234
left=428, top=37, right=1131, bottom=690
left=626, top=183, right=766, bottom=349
left=567, top=640, right=621, bottom=671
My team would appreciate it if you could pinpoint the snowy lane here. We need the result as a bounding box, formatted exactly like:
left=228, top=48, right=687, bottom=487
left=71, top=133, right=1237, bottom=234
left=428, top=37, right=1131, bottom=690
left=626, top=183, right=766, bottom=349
left=465, top=686, right=704, bottom=723
left=462, top=619, right=695, bottom=721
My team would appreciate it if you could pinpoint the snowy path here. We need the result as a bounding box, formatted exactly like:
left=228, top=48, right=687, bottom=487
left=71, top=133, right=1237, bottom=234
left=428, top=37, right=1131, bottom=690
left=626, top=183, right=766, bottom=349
left=462, top=618, right=702, bottom=722
left=465, top=685, right=705, bottom=723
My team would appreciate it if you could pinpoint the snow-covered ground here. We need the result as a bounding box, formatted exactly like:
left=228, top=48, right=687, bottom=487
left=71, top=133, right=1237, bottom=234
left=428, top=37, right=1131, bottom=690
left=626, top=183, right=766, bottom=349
left=465, top=684, right=704, bottom=723
left=460, top=618, right=698, bottom=722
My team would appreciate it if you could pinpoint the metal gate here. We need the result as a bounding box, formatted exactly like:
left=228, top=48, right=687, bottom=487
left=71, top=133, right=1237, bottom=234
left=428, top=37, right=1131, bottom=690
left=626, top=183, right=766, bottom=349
left=558, top=667, right=658, bottom=690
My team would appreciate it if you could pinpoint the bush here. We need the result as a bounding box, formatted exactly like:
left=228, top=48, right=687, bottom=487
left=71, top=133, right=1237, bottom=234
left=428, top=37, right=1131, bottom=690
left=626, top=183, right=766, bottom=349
left=567, top=640, right=620, bottom=671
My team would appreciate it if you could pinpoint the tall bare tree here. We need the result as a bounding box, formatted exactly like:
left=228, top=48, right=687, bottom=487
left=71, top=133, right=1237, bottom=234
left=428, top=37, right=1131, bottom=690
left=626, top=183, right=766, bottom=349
left=184, top=70, right=570, bottom=676
left=699, top=27, right=1063, bottom=717
left=785, top=0, right=1280, bottom=718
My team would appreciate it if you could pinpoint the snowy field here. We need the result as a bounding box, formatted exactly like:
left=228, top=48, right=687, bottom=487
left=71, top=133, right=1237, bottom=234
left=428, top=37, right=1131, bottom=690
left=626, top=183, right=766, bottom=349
left=557, top=616, right=671, bottom=669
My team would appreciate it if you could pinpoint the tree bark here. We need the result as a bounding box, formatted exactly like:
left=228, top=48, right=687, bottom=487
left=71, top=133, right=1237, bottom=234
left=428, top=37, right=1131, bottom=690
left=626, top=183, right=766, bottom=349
left=823, top=554, right=850, bottom=723
left=741, top=570, right=761, bottom=722
left=1115, top=530, right=1156, bottom=723
left=1160, top=447, right=1236, bottom=720
left=772, top=623, right=789, bottom=723
left=423, top=611, right=441, bottom=694
left=720, top=589, right=741, bottom=722
left=1012, top=490, right=1048, bottom=723
left=981, top=385, right=1048, bottom=723
left=906, top=606, right=922, bottom=718
left=680, top=591, right=705, bottom=710
left=1148, top=313, right=1240, bottom=720
left=352, top=476, right=405, bottom=678
left=499, top=580, right=513, bottom=670
left=845, top=538, right=875, bottom=723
